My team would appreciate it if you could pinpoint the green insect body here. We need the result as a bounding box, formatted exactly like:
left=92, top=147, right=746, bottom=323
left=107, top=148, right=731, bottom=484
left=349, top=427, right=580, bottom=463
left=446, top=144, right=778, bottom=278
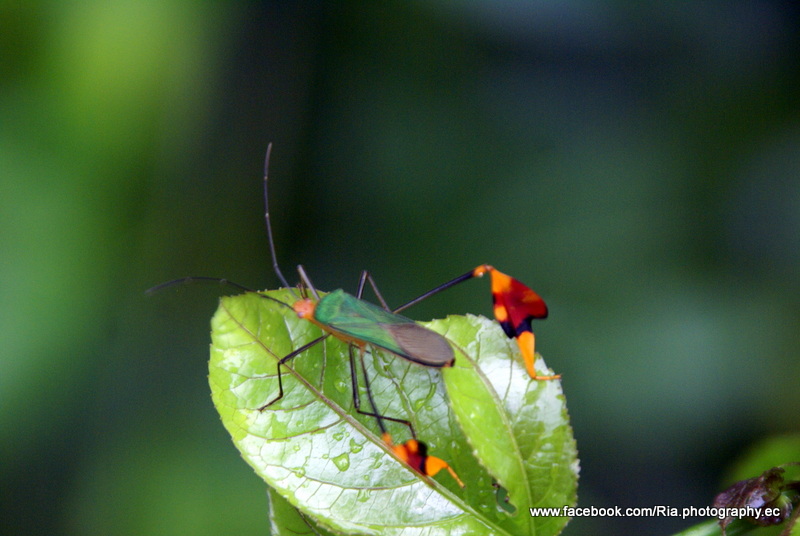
left=293, top=289, right=455, bottom=367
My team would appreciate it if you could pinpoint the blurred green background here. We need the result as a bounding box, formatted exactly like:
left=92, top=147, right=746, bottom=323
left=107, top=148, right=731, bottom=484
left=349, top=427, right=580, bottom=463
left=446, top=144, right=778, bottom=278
left=2, top=2, right=798, bottom=535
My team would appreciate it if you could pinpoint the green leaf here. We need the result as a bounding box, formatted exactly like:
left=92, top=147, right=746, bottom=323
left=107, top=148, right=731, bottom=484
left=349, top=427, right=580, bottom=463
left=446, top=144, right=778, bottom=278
left=434, top=314, right=579, bottom=536
left=209, top=289, right=578, bottom=535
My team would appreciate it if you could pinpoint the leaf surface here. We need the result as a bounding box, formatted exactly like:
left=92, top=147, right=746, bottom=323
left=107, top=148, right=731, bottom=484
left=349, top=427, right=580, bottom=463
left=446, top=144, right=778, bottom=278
left=434, top=315, right=579, bottom=536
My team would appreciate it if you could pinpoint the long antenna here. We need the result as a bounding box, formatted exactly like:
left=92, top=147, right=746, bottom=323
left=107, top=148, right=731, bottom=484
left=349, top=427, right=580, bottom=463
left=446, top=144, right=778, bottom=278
left=145, top=276, right=255, bottom=295
left=263, top=143, right=291, bottom=289
left=145, top=276, right=294, bottom=310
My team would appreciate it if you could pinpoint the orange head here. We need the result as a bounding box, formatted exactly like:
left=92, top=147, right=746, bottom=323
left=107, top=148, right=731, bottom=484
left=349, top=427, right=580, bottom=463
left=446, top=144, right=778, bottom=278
left=292, top=299, right=316, bottom=319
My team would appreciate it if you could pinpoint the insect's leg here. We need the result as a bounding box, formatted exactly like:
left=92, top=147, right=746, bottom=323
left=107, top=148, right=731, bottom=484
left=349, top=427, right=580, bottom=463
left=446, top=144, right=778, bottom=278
left=356, top=270, right=391, bottom=311
left=479, top=268, right=559, bottom=381
left=381, top=432, right=465, bottom=487
left=349, top=343, right=417, bottom=439
left=257, top=334, right=330, bottom=411
left=392, top=265, right=492, bottom=313
left=356, top=345, right=462, bottom=486
left=348, top=344, right=376, bottom=432
left=354, top=271, right=368, bottom=299
left=350, top=277, right=463, bottom=484
left=348, top=342, right=383, bottom=433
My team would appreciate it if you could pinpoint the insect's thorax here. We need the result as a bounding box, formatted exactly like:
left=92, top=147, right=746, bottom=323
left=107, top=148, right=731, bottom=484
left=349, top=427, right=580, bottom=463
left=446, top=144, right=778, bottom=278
left=291, top=293, right=366, bottom=347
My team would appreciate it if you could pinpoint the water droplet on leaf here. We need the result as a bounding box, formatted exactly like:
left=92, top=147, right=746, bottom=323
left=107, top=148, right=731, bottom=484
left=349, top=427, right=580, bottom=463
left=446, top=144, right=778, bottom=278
left=332, top=452, right=350, bottom=471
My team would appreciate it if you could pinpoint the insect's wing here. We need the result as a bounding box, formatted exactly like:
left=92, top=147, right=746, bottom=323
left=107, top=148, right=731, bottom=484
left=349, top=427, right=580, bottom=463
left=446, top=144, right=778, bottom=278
left=315, top=290, right=413, bottom=349
left=316, top=290, right=454, bottom=366
left=381, top=323, right=454, bottom=367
